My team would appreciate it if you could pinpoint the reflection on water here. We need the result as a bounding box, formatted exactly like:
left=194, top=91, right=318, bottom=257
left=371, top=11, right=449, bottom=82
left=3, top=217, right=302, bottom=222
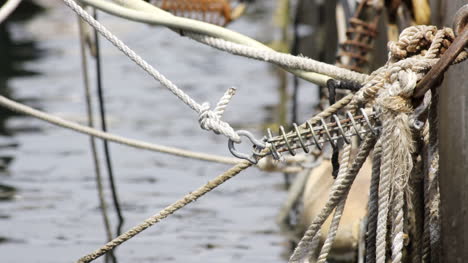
left=0, top=1, right=43, bottom=203
left=0, top=1, right=319, bottom=262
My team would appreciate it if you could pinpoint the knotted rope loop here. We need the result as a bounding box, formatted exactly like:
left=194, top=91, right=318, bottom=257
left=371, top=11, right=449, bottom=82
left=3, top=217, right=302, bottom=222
left=388, top=25, right=437, bottom=60
left=198, top=88, right=241, bottom=142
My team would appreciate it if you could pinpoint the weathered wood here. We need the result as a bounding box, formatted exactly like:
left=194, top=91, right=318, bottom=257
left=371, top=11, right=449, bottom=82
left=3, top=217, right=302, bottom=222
left=436, top=1, right=468, bottom=262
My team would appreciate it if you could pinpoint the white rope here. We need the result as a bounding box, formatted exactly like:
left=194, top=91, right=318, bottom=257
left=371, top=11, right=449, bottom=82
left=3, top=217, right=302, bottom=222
left=63, top=0, right=241, bottom=142
left=0, top=94, right=312, bottom=172
left=187, top=32, right=367, bottom=84
left=78, top=0, right=367, bottom=86
left=0, top=94, right=241, bottom=164
left=0, top=0, right=22, bottom=24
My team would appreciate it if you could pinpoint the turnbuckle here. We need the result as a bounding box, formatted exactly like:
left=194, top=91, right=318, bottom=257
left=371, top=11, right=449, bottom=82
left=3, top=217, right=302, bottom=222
left=228, top=108, right=381, bottom=164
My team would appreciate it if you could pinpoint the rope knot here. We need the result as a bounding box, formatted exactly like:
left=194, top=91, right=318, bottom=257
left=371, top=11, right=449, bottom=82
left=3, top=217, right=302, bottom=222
left=198, top=88, right=241, bottom=143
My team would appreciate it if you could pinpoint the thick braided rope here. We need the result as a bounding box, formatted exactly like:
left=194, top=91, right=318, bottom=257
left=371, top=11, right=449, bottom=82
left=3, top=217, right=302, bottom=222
left=391, top=180, right=405, bottom=263
left=63, top=0, right=240, bottom=142
left=316, top=199, right=347, bottom=263
left=375, top=78, right=416, bottom=263
left=365, top=140, right=382, bottom=263
left=316, top=142, right=353, bottom=263
left=0, top=0, right=22, bottom=24
left=77, top=160, right=253, bottom=263
left=289, top=134, right=377, bottom=263
left=311, top=102, right=360, bottom=262
left=375, top=116, right=393, bottom=263
left=421, top=122, right=431, bottom=262
left=390, top=113, right=415, bottom=263
left=186, top=32, right=368, bottom=84
left=388, top=25, right=437, bottom=60
left=309, top=231, right=322, bottom=260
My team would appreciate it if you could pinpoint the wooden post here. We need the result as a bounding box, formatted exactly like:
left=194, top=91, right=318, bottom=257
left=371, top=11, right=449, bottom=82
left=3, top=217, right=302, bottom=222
left=436, top=0, right=468, bottom=262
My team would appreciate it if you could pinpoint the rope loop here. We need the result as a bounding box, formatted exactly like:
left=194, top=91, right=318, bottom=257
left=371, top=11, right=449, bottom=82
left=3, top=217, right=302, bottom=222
left=198, top=88, right=241, bottom=142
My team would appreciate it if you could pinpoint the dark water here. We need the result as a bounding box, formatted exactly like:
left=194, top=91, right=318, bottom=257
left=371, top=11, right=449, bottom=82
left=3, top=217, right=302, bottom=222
left=0, top=1, right=320, bottom=262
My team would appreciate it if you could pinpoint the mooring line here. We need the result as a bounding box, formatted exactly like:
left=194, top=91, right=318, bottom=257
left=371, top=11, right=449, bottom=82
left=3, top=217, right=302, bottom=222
left=0, top=94, right=242, bottom=164
left=77, top=14, right=115, bottom=263
left=64, top=0, right=241, bottom=142
left=78, top=0, right=368, bottom=86
left=77, top=159, right=254, bottom=263
left=91, top=8, right=125, bottom=240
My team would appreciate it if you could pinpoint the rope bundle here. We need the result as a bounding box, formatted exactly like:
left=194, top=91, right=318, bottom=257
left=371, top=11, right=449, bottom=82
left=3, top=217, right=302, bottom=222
left=289, top=25, right=467, bottom=263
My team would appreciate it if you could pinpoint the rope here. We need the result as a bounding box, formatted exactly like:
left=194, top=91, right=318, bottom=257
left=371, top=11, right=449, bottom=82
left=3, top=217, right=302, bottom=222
left=289, top=134, right=377, bottom=263
left=64, top=0, right=241, bottom=142
left=91, top=8, right=125, bottom=239
left=78, top=17, right=115, bottom=263
left=365, top=140, right=382, bottom=263
left=360, top=25, right=459, bottom=263
left=423, top=88, right=441, bottom=262
left=77, top=159, right=253, bottom=263
left=186, top=32, right=368, bottom=84
left=79, top=0, right=368, bottom=86
left=375, top=119, right=392, bottom=263
left=0, top=0, right=21, bottom=24
left=316, top=143, right=353, bottom=263
left=316, top=199, right=346, bottom=263
left=0, top=94, right=242, bottom=164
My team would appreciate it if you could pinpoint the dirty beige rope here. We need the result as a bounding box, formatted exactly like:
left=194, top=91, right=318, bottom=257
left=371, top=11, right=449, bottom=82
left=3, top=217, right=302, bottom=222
left=77, top=160, right=254, bottom=263
left=289, top=134, right=377, bottom=263
left=365, top=140, right=382, bottom=263
left=356, top=25, right=465, bottom=263
left=316, top=199, right=346, bottom=263
left=316, top=139, right=353, bottom=263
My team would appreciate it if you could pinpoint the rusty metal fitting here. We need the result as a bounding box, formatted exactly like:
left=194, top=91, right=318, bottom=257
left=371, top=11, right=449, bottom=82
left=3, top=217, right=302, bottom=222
left=413, top=4, right=468, bottom=98
left=453, top=4, right=468, bottom=37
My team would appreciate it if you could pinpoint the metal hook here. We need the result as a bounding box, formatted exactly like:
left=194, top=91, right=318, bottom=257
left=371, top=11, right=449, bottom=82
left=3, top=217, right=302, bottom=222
left=228, top=130, right=266, bottom=164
